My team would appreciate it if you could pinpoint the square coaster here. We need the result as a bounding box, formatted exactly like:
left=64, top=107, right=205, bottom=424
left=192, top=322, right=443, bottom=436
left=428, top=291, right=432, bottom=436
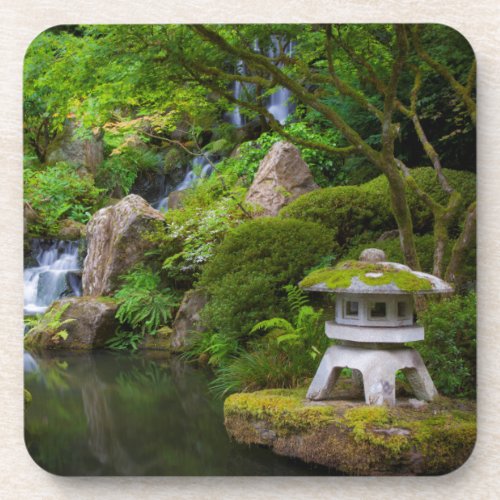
left=23, top=23, right=476, bottom=476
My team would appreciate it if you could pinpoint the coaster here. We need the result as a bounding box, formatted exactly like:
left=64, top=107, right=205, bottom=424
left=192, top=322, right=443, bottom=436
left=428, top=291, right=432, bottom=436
left=23, top=23, right=476, bottom=476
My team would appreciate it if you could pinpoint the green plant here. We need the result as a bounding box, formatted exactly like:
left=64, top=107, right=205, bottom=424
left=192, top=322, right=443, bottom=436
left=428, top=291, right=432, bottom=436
left=25, top=302, right=75, bottom=342
left=417, top=292, right=476, bottom=398
left=96, top=146, right=161, bottom=196
left=105, top=329, right=143, bottom=351
left=24, top=161, right=103, bottom=236
left=199, top=218, right=334, bottom=340
left=209, top=286, right=328, bottom=396
left=280, top=184, right=393, bottom=248
left=114, top=265, right=180, bottom=336
left=363, top=167, right=476, bottom=235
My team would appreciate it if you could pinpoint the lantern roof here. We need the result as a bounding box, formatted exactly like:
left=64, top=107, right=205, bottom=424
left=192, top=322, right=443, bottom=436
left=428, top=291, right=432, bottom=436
left=300, top=249, right=453, bottom=295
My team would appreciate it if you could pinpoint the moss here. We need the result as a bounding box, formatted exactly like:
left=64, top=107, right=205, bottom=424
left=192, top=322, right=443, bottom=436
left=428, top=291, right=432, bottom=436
left=300, top=260, right=432, bottom=292
left=224, top=386, right=476, bottom=475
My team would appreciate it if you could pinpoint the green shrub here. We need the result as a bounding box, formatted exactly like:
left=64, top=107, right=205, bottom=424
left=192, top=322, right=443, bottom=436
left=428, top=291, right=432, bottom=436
left=417, top=292, right=476, bottom=398
left=199, top=218, right=335, bottom=339
left=280, top=185, right=393, bottom=247
left=281, top=167, right=476, bottom=250
left=363, top=167, right=476, bottom=234
left=24, top=161, right=103, bottom=236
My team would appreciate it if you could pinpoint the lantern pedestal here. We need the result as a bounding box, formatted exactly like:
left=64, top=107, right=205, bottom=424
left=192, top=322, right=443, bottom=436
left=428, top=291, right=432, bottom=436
left=306, top=344, right=437, bottom=406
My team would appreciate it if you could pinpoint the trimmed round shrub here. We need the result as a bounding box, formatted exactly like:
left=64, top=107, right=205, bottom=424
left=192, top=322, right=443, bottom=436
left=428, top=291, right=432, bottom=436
left=417, top=292, right=476, bottom=399
left=199, top=218, right=335, bottom=338
left=363, top=167, right=476, bottom=235
left=280, top=185, right=394, bottom=247
left=281, top=168, right=476, bottom=248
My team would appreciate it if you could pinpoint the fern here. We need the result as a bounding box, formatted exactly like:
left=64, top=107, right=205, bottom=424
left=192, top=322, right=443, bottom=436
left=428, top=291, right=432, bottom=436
left=106, top=330, right=143, bottom=351
left=25, top=302, right=75, bottom=341
left=114, top=265, right=180, bottom=336
left=284, top=285, right=309, bottom=320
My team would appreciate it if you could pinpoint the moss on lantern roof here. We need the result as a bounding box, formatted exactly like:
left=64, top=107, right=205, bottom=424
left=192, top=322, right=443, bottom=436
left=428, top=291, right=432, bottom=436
left=300, top=260, right=434, bottom=293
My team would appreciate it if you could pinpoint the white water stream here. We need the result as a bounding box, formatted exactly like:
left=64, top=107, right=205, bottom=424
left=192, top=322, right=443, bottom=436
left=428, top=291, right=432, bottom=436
left=24, top=240, right=81, bottom=315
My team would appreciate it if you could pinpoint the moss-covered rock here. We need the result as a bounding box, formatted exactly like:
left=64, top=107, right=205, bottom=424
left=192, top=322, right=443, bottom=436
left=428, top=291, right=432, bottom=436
left=24, top=296, right=119, bottom=350
left=24, top=389, right=32, bottom=405
left=224, top=387, right=476, bottom=475
left=138, top=326, right=173, bottom=350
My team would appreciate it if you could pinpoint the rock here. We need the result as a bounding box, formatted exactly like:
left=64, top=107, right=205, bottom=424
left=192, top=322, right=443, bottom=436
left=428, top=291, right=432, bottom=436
left=377, top=229, right=400, bottom=242
left=171, top=289, right=208, bottom=351
left=46, top=120, right=103, bottom=175
left=56, top=219, right=86, bottom=240
left=224, top=388, right=477, bottom=476
left=82, top=194, right=164, bottom=296
left=167, top=190, right=186, bottom=210
left=24, top=203, right=39, bottom=235
left=245, top=141, right=319, bottom=216
left=24, top=296, right=119, bottom=350
left=138, top=326, right=173, bottom=350
left=359, top=248, right=387, bottom=263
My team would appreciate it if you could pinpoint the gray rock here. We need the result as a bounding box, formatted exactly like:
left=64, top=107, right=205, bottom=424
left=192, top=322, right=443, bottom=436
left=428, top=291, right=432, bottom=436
left=24, top=296, right=118, bottom=350
left=246, top=141, right=318, bottom=216
left=171, top=289, right=208, bottom=351
left=167, top=190, right=186, bottom=210
left=359, top=248, right=387, bottom=263
left=46, top=120, right=103, bottom=175
left=82, top=194, right=164, bottom=296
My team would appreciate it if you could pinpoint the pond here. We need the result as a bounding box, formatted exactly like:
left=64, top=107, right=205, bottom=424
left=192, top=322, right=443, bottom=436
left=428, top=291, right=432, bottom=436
left=24, top=350, right=336, bottom=476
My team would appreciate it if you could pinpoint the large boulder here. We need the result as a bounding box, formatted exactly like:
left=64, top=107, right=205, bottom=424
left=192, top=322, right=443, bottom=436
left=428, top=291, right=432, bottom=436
left=245, top=141, right=319, bottom=216
left=82, top=194, right=164, bottom=296
left=24, top=296, right=119, bottom=350
left=171, top=289, right=207, bottom=351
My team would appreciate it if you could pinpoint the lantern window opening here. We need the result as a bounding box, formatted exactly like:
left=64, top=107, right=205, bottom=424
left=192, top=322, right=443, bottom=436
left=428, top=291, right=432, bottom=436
left=397, top=301, right=409, bottom=319
left=369, top=301, right=387, bottom=319
left=344, top=300, right=359, bottom=318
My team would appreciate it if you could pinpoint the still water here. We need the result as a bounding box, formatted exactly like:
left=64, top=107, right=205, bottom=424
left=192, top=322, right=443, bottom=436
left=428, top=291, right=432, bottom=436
left=24, top=351, right=333, bottom=476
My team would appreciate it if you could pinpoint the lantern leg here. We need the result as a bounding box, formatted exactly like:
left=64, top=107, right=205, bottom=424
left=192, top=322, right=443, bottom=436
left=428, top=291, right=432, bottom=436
left=306, top=346, right=342, bottom=400
left=401, top=352, right=438, bottom=401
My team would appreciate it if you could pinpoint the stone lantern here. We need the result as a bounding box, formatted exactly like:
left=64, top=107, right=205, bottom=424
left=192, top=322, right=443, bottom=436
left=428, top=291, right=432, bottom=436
left=299, top=249, right=453, bottom=406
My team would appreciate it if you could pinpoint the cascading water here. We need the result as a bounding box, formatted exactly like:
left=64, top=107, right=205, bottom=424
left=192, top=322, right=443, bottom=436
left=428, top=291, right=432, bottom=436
left=227, top=37, right=295, bottom=128
left=154, top=157, right=214, bottom=211
left=24, top=240, right=82, bottom=315
left=266, top=36, right=295, bottom=124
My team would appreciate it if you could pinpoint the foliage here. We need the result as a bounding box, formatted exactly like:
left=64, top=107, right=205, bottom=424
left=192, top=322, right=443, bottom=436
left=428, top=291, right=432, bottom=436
left=280, top=184, right=393, bottom=248
left=25, top=302, right=75, bottom=342
left=363, top=167, right=476, bottom=235
left=105, top=329, right=143, bottom=351
left=114, top=265, right=180, bottom=336
left=96, top=146, right=161, bottom=196
left=417, top=292, right=476, bottom=398
left=209, top=286, right=328, bottom=396
left=146, top=172, right=249, bottom=286
left=199, top=218, right=334, bottom=339
left=24, top=161, right=102, bottom=236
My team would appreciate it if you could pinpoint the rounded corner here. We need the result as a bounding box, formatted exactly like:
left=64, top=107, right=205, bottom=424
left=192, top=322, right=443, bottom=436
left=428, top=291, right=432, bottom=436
left=435, top=426, right=478, bottom=477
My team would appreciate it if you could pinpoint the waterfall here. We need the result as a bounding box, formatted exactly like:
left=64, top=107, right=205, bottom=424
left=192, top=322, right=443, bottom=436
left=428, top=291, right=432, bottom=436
left=24, top=240, right=82, bottom=315
left=228, top=60, right=246, bottom=128
left=154, top=157, right=214, bottom=212
left=266, top=36, right=295, bottom=124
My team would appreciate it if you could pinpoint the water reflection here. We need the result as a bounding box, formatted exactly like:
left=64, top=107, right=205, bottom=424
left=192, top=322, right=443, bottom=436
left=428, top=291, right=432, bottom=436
left=25, top=351, right=333, bottom=476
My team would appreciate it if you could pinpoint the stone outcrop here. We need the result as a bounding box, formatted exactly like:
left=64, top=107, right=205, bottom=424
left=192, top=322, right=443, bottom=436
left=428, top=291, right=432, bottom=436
left=171, top=289, right=207, bottom=351
left=224, top=385, right=476, bottom=476
left=46, top=120, right=103, bottom=175
left=24, top=297, right=119, bottom=350
left=82, top=194, right=164, bottom=296
left=167, top=190, right=186, bottom=210
left=56, top=219, right=86, bottom=240
left=245, top=141, right=319, bottom=216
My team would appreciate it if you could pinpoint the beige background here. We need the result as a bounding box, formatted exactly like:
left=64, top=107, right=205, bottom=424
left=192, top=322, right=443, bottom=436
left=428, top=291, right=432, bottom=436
left=1, top=1, right=498, bottom=497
